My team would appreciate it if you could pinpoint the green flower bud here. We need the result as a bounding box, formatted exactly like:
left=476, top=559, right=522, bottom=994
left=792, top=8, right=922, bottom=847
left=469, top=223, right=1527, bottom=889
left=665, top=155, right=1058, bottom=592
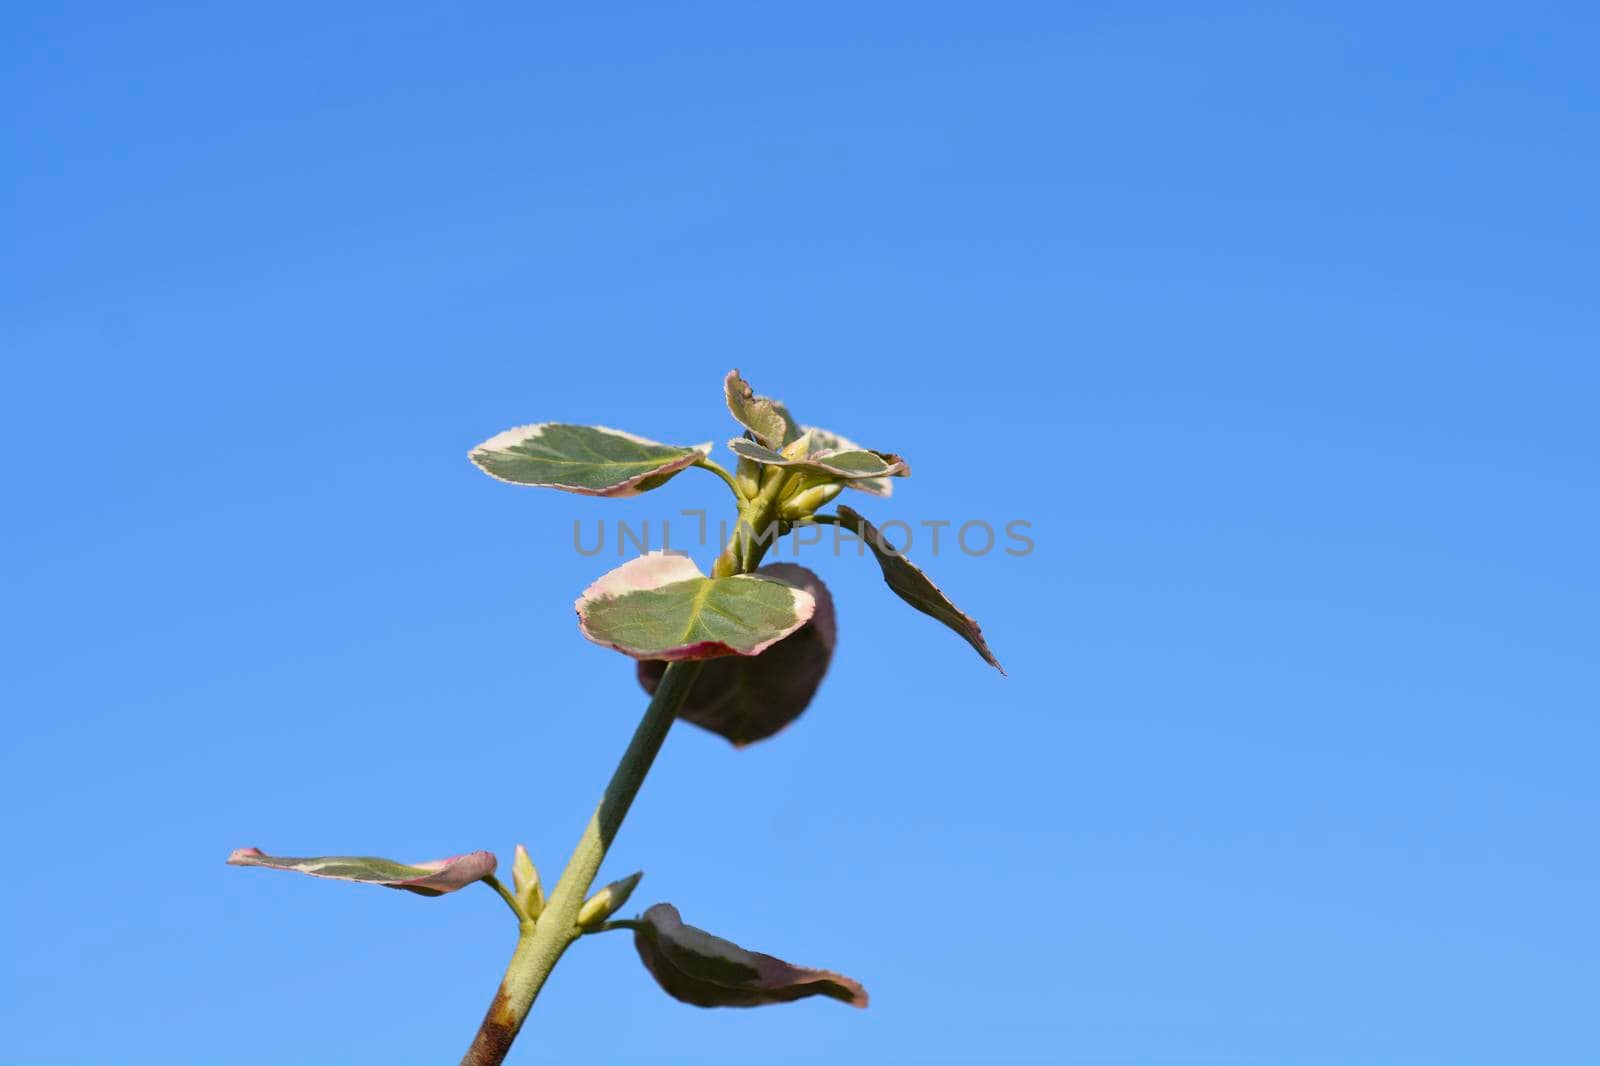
left=512, top=844, right=543, bottom=918
left=759, top=461, right=786, bottom=490
left=577, top=870, right=643, bottom=930
left=735, top=456, right=762, bottom=499
left=780, top=481, right=844, bottom=520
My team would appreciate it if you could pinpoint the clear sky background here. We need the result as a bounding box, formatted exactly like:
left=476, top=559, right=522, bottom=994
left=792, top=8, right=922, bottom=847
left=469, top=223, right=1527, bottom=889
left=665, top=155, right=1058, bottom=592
left=4, top=4, right=1597, bottom=1064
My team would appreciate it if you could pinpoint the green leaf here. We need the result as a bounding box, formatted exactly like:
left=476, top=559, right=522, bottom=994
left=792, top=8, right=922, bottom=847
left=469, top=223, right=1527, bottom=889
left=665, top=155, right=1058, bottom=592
left=225, top=847, right=496, bottom=897
left=632, top=903, right=868, bottom=1009
left=727, top=431, right=909, bottom=486
left=576, top=552, right=815, bottom=660
left=832, top=505, right=1004, bottom=674
left=469, top=423, right=710, bottom=497
left=637, top=564, right=836, bottom=747
left=794, top=426, right=899, bottom=497
left=578, top=870, right=643, bottom=930
left=723, top=369, right=800, bottom=449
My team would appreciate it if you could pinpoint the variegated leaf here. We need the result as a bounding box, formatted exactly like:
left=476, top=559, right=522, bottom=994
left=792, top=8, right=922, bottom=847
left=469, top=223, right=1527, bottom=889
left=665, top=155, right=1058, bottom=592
left=728, top=433, right=909, bottom=485
left=225, top=847, right=496, bottom=897
left=637, top=564, right=836, bottom=746
left=576, top=552, right=815, bottom=660
left=797, top=426, right=897, bottom=497
left=469, top=424, right=710, bottom=497
left=723, top=369, right=801, bottom=449
left=832, top=505, right=1004, bottom=674
left=632, top=903, right=868, bottom=1009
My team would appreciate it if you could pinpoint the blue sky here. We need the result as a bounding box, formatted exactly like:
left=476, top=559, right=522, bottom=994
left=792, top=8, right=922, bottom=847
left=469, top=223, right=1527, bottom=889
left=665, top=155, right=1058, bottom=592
left=3, top=3, right=1597, bottom=1064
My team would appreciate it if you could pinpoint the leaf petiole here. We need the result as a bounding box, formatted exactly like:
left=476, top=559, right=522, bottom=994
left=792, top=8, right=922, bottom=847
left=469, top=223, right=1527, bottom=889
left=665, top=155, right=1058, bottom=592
left=693, top=457, right=747, bottom=502
left=482, top=874, right=531, bottom=926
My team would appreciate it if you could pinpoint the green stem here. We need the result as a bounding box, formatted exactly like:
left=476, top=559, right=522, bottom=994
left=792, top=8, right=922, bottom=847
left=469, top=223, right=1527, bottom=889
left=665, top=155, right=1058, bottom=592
left=460, top=660, right=705, bottom=1066
left=712, top=469, right=795, bottom=577
left=481, top=874, right=528, bottom=924
left=693, top=457, right=746, bottom=503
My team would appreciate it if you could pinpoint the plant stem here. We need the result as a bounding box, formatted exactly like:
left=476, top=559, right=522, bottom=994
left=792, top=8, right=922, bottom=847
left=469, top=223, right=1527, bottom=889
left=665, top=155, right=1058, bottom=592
left=460, top=659, right=705, bottom=1066
left=481, top=874, right=528, bottom=923
left=693, top=457, right=746, bottom=502
left=712, top=469, right=794, bottom=577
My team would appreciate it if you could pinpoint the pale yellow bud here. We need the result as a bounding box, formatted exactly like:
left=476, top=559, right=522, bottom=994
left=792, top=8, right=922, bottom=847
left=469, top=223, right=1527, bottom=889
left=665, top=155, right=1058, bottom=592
left=577, top=871, right=643, bottom=930
left=780, top=482, right=844, bottom=519
left=512, top=844, right=543, bottom=919
left=735, top=456, right=762, bottom=499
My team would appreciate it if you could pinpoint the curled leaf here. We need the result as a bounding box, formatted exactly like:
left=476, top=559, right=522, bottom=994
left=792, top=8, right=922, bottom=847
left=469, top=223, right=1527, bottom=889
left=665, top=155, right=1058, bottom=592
left=576, top=552, right=815, bottom=660
left=724, top=369, right=800, bottom=449
left=637, top=564, right=836, bottom=746
left=225, top=847, right=497, bottom=897
left=832, top=505, right=1004, bottom=674
left=469, top=423, right=710, bottom=497
left=633, top=903, right=868, bottom=1009
left=728, top=433, right=909, bottom=485
left=578, top=871, right=643, bottom=929
left=797, top=426, right=898, bottom=497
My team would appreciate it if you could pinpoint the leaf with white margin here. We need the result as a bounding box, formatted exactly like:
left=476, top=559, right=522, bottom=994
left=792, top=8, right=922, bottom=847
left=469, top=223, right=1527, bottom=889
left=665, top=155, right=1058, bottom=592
left=723, top=369, right=801, bottom=449
left=632, top=903, right=868, bottom=1009
left=576, top=552, right=814, bottom=661
left=226, top=847, right=496, bottom=897
left=831, top=505, right=1004, bottom=674
left=637, top=564, right=836, bottom=747
left=727, top=433, right=909, bottom=485
left=798, top=425, right=898, bottom=497
left=469, top=424, right=710, bottom=497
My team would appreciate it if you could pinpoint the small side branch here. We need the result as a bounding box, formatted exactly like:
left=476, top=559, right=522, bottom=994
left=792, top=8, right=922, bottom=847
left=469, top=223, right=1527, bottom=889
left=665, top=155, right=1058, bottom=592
left=460, top=660, right=706, bottom=1066
left=694, top=458, right=746, bottom=503
left=482, top=874, right=529, bottom=925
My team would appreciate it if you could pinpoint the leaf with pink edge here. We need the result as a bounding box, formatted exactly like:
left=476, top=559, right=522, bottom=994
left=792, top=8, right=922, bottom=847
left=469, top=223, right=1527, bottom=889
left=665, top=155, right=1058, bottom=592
left=469, top=423, right=710, bottom=497
left=225, top=847, right=497, bottom=897
left=576, top=552, right=814, bottom=661
left=831, top=505, right=1004, bottom=673
left=728, top=432, right=909, bottom=485
left=637, top=564, right=835, bottom=746
left=794, top=426, right=899, bottom=497
left=723, top=369, right=801, bottom=449
left=632, top=903, right=868, bottom=1009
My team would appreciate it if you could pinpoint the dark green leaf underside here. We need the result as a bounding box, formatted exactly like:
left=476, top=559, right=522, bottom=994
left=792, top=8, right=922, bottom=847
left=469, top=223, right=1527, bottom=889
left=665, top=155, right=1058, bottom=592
left=832, top=505, right=1003, bottom=673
